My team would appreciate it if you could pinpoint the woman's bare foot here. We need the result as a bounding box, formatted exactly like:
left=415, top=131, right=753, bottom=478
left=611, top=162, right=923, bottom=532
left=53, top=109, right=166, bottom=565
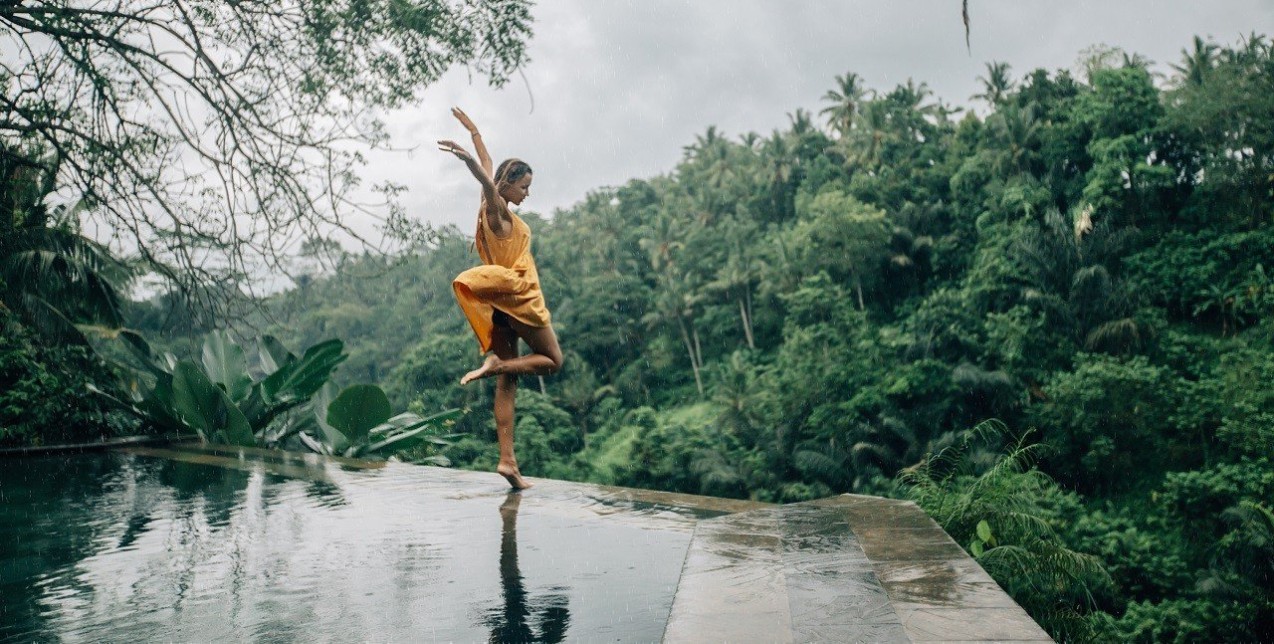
left=461, top=354, right=501, bottom=385
left=497, top=462, right=533, bottom=490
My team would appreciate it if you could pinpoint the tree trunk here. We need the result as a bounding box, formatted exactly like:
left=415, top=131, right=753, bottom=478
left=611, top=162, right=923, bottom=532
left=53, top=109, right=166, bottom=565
left=677, top=316, right=704, bottom=397
left=854, top=276, right=865, bottom=311
left=739, top=295, right=755, bottom=349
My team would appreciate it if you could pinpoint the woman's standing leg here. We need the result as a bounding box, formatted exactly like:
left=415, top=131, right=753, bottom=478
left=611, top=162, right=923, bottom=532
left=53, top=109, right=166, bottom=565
left=490, top=324, right=532, bottom=489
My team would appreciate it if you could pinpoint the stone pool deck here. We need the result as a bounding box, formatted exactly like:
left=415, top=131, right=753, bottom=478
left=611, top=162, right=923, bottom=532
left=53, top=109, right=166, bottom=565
left=112, top=443, right=1052, bottom=643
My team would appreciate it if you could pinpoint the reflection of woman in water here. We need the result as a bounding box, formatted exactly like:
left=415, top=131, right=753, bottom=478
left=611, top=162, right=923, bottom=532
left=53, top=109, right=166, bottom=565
left=439, top=108, right=564, bottom=490
left=486, top=492, right=570, bottom=643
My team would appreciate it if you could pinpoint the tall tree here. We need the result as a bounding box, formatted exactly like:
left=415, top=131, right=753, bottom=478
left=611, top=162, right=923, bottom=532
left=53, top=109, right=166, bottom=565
left=0, top=1, right=533, bottom=317
left=820, top=72, right=869, bottom=138
left=1171, top=36, right=1218, bottom=87
left=972, top=61, right=1015, bottom=107
left=0, top=144, right=129, bottom=343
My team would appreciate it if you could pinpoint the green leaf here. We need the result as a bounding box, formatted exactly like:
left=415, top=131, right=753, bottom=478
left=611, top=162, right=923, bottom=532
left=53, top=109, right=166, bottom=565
left=297, top=431, right=328, bottom=455
left=976, top=519, right=994, bottom=543
left=326, top=384, right=392, bottom=443
left=362, top=424, right=437, bottom=456
left=311, top=382, right=348, bottom=453
left=369, top=409, right=463, bottom=435
left=259, top=335, right=296, bottom=375
left=970, top=540, right=984, bottom=557
left=119, top=329, right=170, bottom=376
left=259, top=339, right=346, bottom=404
left=170, top=360, right=254, bottom=446
left=202, top=330, right=252, bottom=402
left=240, top=338, right=346, bottom=429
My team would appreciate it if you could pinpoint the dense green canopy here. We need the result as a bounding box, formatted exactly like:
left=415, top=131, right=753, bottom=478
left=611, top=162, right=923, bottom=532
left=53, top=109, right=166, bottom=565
left=4, top=31, right=1273, bottom=642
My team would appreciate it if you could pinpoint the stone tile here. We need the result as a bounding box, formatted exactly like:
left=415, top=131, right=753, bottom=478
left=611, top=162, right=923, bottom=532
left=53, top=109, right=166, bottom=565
left=875, top=560, right=1018, bottom=611
left=875, top=559, right=998, bottom=586
left=786, top=571, right=895, bottom=621
left=889, top=581, right=1021, bottom=612
left=811, top=495, right=941, bottom=530
left=793, top=622, right=913, bottom=644
left=702, top=508, right=786, bottom=536
left=897, top=607, right=1054, bottom=642
left=854, top=527, right=969, bottom=562
left=140, top=446, right=1051, bottom=643
left=663, top=514, right=792, bottom=643
left=782, top=549, right=876, bottom=576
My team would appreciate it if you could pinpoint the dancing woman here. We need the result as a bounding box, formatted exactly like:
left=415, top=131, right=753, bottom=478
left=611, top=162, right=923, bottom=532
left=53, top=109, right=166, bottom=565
left=439, top=107, right=563, bottom=490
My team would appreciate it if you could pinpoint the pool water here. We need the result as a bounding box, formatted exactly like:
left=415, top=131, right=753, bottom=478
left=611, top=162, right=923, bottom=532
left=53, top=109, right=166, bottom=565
left=0, top=448, right=715, bottom=642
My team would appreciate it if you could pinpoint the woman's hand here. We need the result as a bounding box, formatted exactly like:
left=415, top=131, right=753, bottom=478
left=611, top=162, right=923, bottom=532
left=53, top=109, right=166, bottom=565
left=451, top=107, right=478, bottom=135
left=437, top=139, right=473, bottom=163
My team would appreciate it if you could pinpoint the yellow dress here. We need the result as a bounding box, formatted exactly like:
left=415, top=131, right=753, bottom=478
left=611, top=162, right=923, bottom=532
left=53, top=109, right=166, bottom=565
left=452, top=205, right=552, bottom=353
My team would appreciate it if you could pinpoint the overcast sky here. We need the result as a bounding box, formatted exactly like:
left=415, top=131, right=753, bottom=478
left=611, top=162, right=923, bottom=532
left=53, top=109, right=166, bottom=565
left=366, top=0, right=1274, bottom=235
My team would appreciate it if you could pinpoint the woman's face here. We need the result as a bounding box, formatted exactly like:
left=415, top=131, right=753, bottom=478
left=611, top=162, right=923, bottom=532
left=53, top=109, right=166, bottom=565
left=500, top=173, right=532, bottom=205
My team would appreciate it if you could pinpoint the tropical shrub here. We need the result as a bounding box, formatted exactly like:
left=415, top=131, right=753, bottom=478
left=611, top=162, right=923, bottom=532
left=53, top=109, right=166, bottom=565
left=0, top=309, right=136, bottom=446
left=901, top=421, right=1111, bottom=640
left=97, top=330, right=346, bottom=446
left=294, top=382, right=460, bottom=462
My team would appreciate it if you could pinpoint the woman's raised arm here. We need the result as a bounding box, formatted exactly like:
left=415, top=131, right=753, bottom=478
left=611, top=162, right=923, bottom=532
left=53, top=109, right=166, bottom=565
left=438, top=140, right=510, bottom=237
left=451, top=107, right=493, bottom=177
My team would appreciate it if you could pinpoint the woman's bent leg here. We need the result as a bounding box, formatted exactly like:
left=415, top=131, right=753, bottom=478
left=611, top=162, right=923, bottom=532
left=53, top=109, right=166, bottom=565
left=460, top=318, right=563, bottom=382
left=490, top=325, right=531, bottom=489
left=489, top=320, right=563, bottom=376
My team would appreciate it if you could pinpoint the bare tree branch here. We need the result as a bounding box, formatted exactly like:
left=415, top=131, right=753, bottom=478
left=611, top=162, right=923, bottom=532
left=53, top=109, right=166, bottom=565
left=0, top=0, right=534, bottom=322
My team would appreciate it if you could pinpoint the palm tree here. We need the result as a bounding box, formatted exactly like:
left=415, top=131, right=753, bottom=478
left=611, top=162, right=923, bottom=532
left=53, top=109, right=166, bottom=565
left=1171, top=36, right=1218, bottom=87
left=708, top=225, right=762, bottom=349
left=851, top=101, right=891, bottom=169
left=553, top=355, right=615, bottom=448
left=787, top=108, right=816, bottom=137
left=639, top=259, right=707, bottom=398
left=682, top=126, right=736, bottom=217
left=988, top=103, right=1040, bottom=175
left=850, top=413, right=922, bottom=481
left=819, top=72, right=869, bottom=138
left=972, top=61, right=1015, bottom=107
left=713, top=350, right=761, bottom=443
left=1, top=148, right=129, bottom=343
left=758, top=131, right=798, bottom=221
left=1012, top=209, right=1142, bottom=353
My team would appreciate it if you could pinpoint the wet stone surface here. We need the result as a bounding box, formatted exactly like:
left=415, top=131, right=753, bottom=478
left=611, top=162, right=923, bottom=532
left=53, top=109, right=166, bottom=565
left=664, top=494, right=1052, bottom=643
left=1, top=448, right=1052, bottom=642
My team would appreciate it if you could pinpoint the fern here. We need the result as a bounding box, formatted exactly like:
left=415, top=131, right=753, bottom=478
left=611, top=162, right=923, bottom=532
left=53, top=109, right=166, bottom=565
left=900, top=419, right=1111, bottom=640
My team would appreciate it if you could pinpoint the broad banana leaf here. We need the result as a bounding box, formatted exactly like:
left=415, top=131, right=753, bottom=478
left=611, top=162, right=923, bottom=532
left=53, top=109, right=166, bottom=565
left=369, top=409, right=463, bottom=434
left=326, top=384, right=392, bottom=444
left=170, top=360, right=255, bottom=446
left=297, top=431, right=329, bottom=455
left=361, top=409, right=462, bottom=457
left=119, top=329, right=174, bottom=376
left=241, top=338, right=346, bottom=428
left=259, top=339, right=345, bottom=403
left=202, top=330, right=253, bottom=402
left=312, top=382, right=348, bottom=453
left=258, top=335, right=296, bottom=375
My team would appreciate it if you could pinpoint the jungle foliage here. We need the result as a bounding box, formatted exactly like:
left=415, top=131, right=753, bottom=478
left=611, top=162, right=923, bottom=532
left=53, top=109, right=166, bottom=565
left=240, top=36, right=1273, bottom=640
left=7, top=33, right=1274, bottom=641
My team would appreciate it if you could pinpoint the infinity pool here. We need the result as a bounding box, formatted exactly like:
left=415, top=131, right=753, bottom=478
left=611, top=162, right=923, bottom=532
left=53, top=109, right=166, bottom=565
left=0, top=446, right=739, bottom=642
